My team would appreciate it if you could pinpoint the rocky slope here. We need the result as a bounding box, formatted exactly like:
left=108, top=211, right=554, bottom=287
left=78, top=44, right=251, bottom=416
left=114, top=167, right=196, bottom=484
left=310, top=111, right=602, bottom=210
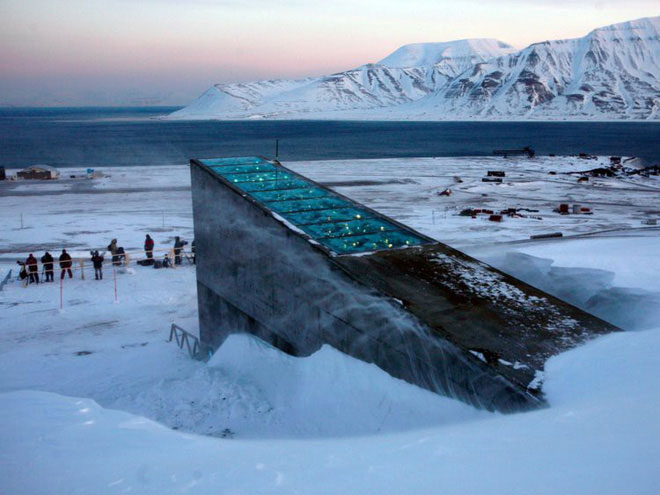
left=168, top=39, right=516, bottom=119
left=169, top=16, right=660, bottom=120
left=398, top=16, right=660, bottom=120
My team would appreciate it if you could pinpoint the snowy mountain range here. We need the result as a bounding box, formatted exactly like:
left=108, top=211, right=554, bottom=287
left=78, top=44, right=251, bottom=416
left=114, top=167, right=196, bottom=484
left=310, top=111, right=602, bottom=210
left=168, top=17, right=660, bottom=121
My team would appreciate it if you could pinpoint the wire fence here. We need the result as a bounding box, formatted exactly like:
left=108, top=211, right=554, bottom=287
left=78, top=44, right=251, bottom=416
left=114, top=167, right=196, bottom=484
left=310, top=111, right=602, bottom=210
left=12, top=246, right=196, bottom=309
left=17, top=246, right=194, bottom=283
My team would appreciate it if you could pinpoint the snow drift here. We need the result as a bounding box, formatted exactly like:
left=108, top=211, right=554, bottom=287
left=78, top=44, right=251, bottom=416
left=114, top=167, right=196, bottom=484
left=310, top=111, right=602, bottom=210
left=3, top=326, right=660, bottom=494
left=208, top=334, right=486, bottom=436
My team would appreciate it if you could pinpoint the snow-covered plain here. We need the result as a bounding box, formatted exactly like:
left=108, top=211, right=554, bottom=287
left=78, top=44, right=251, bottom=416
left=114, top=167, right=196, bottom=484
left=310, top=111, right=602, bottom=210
left=1, top=155, right=659, bottom=494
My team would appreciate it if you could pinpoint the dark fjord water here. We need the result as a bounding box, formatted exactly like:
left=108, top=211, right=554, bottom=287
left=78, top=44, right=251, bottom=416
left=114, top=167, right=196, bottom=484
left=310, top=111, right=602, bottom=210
left=1, top=107, right=658, bottom=168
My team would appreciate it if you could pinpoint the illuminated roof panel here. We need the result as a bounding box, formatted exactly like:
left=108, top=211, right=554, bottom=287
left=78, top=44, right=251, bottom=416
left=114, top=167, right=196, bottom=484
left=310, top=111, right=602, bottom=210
left=266, top=196, right=348, bottom=214
left=201, top=156, right=266, bottom=167
left=200, top=157, right=430, bottom=255
left=284, top=207, right=373, bottom=226
left=211, top=163, right=277, bottom=175
left=238, top=178, right=310, bottom=192
left=303, top=218, right=396, bottom=239
left=222, top=171, right=294, bottom=183
left=252, top=187, right=329, bottom=203
left=323, top=231, right=426, bottom=254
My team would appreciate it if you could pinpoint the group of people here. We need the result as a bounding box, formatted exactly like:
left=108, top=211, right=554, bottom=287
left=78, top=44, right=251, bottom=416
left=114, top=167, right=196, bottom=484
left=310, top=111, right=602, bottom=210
left=141, top=235, right=194, bottom=268
left=19, top=250, right=73, bottom=284
left=19, top=234, right=195, bottom=285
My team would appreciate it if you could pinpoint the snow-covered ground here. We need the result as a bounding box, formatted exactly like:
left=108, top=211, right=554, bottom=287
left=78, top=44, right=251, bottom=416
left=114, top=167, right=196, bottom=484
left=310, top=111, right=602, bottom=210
left=2, top=155, right=657, bottom=259
left=286, top=155, right=659, bottom=247
left=1, top=155, right=659, bottom=494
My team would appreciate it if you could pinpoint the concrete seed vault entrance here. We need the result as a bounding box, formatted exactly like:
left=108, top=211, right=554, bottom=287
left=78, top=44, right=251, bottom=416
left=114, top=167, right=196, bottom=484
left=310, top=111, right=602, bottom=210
left=190, top=156, right=619, bottom=413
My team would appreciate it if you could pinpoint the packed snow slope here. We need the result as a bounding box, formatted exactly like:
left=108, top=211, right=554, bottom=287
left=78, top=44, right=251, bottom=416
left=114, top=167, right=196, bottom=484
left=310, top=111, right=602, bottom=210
left=2, top=328, right=660, bottom=494
left=168, top=16, right=660, bottom=121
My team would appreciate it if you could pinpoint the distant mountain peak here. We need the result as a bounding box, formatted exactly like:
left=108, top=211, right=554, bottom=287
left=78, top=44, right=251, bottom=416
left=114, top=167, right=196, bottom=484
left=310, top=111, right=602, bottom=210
left=588, top=15, right=660, bottom=36
left=168, top=16, right=660, bottom=121
left=377, top=38, right=517, bottom=69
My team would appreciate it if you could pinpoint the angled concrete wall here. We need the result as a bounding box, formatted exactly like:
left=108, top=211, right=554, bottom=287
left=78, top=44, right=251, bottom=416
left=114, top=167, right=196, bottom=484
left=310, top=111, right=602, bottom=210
left=191, top=161, right=545, bottom=412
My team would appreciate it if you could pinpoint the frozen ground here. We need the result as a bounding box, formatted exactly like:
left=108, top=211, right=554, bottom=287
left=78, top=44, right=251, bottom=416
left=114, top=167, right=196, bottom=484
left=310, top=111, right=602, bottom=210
left=1, top=155, right=659, bottom=493
left=286, top=155, right=660, bottom=246
left=1, top=155, right=658, bottom=260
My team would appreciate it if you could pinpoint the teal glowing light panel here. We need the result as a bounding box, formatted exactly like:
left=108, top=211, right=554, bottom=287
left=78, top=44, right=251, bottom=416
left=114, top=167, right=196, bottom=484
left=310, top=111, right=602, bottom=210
left=200, top=157, right=429, bottom=255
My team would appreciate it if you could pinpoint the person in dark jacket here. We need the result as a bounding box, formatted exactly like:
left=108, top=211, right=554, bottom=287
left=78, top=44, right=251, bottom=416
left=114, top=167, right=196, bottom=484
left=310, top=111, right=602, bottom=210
left=25, top=254, right=39, bottom=284
left=144, top=234, right=155, bottom=264
left=59, top=249, right=73, bottom=279
left=191, top=239, right=196, bottom=265
left=16, top=261, right=28, bottom=281
left=173, top=236, right=188, bottom=265
left=41, top=252, right=54, bottom=282
left=91, top=251, right=104, bottom=280
left=107, top=239, right=120, bottom=266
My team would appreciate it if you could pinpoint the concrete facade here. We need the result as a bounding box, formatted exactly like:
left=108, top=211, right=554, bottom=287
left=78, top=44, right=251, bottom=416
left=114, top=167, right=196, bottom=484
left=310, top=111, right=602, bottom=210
left=191, top=158, right=620, bottom=413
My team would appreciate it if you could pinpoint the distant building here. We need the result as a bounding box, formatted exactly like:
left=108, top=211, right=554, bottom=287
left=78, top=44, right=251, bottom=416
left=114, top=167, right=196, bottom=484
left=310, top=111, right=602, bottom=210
left=17, top=165, right=60, bottom=180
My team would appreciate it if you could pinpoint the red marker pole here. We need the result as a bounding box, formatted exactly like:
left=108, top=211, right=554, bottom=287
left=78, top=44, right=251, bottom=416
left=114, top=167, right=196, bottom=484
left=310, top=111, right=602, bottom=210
left=113, top=267, right=118, bottom=303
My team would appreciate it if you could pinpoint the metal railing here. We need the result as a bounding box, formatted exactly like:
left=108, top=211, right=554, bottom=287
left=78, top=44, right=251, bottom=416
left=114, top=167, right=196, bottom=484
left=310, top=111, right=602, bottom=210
left=168, top=323, right=204, bottom=360
left=0, top=269, right=12, bottom=292
left=15, top=246, right=195, bottom=284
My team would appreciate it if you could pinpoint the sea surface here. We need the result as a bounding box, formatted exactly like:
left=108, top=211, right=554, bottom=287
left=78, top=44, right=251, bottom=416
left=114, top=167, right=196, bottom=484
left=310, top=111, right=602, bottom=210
left=1, top=107, right=659, bottom=168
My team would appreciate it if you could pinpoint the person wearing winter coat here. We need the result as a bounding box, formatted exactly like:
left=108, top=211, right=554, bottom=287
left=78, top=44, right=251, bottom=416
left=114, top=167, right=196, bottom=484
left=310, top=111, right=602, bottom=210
left=173, top=236, right=188, bottom=265
left=25, top=254, right=39, bottom=284
left=144, top=234, right=155, bottom=264
left=59, top=249, right=73, bottom=279
left=41, top=252, right=54, bottom=282
left=107, top=239, right=120, bottom=266
left=91, top=251, right=104, bottom=280
left=16, top=261, right=28, bottom=281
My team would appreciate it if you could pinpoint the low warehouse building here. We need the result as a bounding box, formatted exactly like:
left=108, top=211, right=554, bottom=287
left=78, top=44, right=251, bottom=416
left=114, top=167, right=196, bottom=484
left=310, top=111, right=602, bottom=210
left=17, top=164, right=60, bottom=180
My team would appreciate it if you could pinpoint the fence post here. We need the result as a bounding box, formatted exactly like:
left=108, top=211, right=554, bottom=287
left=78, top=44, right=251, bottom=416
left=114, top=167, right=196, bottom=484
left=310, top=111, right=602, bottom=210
left=125, top=252, right=131, bottom=267
left=113, top=268, right=118, bottom=303
left=170, top=248, right=176, bottom=269
left=80, top=259, right=85, bottom=280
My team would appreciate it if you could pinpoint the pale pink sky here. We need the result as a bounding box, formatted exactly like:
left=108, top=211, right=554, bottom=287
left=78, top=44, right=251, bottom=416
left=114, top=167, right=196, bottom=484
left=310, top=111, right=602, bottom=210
left=0, top=0, right=657, bottom=105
